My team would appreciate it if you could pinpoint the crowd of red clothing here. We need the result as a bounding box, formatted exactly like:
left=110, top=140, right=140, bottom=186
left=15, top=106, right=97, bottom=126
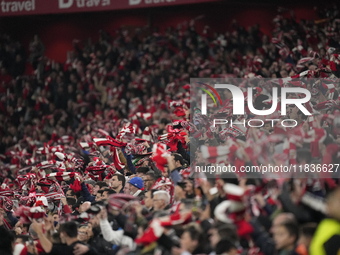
left=0, top=4, right=340, bottom=255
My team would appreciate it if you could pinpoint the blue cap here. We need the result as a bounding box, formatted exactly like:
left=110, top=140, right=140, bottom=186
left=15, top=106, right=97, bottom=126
left=128, top=177, right=144, bottom=189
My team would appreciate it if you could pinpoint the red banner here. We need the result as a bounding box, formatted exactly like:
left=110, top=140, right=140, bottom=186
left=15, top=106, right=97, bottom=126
left=0, top=0, right=219, bottom=16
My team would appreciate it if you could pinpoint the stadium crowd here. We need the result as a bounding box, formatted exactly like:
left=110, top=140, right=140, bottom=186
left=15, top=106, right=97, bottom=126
left=1, top=4, right=340, bottom=255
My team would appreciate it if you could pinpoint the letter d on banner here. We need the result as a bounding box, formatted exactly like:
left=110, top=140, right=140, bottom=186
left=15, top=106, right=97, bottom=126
left=129, top=0, right=141, bottom=5
left=59, top=0, right=73, bottom=8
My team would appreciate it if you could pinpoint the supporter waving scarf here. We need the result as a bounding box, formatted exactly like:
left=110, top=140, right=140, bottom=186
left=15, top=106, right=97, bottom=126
left=36, top=143, right=64, bottom=155
left=13, top=206, right=45, bottom=224
left=37, top=178, right=64, bottom=195
left=93, top=136, right=127, bottom=148
left=159, top=125, right=187, bottom=152
left=150, top=143, right=170, bottom=172
left=46, top=172, right=76, bottom=182
left=85, top=165, right=108, bottom=181
left=135, top=210, right=192, bottom=245
left=150, top=177, right=174, bottom=204
left=116, top=123, right=135, bottom=141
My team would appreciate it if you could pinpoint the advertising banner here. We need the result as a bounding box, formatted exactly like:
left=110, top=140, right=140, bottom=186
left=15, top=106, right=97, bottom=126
left=0, top=0, right=220, bottom=16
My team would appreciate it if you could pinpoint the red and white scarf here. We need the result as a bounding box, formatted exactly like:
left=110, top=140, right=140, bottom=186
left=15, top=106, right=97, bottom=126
left=150, top=177, right=174, bottom=204
left=150, top=143, right=170, bottom=172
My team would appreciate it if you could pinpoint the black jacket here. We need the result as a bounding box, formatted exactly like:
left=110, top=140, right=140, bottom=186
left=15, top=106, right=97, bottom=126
left=249, top=217, right=276, bottom=255
left=88, top=227, right=118, bottom=255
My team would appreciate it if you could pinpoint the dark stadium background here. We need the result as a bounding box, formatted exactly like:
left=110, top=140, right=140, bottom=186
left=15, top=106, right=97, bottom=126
left=0, top=0, right=325, bottom=64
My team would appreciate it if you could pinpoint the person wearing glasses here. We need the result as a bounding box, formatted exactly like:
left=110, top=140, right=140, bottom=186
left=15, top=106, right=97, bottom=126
left=78, top=225, right=89, bottom=244
left=142, top=171, right=157, bottom=191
